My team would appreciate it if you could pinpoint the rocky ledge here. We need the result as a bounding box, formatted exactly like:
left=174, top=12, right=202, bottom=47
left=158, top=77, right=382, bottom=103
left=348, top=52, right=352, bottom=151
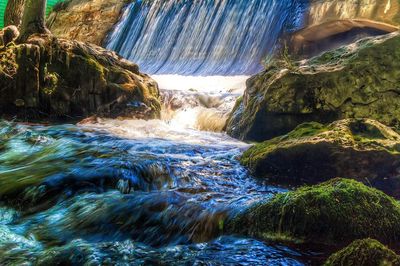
left=226, top=32, right=400, bottom=141
left=0, top=32, right=160, bottom=121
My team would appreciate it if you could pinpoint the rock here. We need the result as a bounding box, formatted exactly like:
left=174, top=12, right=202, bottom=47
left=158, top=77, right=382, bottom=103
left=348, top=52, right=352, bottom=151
left=288, top=19, right=399, bottom=58
left=47, top=0, right=129, bottom=46
left=0, top=34, right=161, bottom=121
left=226, top=32, right=400, bottom=141
left=226, top=178, right=400, bottom=246
left=308, top=0, right=400, bottom=27
left=324, top=238, right=400, bottom=266
left=240, top=119, right=400, bottom=198
left=0, top=26, right=20, bottom=47
left=285, top=0, right=400, bottom=58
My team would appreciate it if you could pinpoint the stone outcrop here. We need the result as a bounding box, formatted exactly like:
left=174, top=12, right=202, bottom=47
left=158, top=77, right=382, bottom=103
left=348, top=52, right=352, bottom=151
left=308, top=0, right=400, bottom=26
left=226, top=32, right=400, bottom=141
left=47, top=0, right=128, bottom=46
left=289, top=19, right=399, bottom=57
left=324, top=239, right=400, bottom=266
left=240, top=119, right=400, bottom=198
left=0, top=34, right=160, bottom=121
left=286, top=0, right=400, bottom=57
left=226, top=178, right=400, bottom=246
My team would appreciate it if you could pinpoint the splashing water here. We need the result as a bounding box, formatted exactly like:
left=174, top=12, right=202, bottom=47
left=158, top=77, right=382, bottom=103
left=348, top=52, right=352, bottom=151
left=157, top=75, right=248, bottom=131
left=106, top=0, right=308, bottom=75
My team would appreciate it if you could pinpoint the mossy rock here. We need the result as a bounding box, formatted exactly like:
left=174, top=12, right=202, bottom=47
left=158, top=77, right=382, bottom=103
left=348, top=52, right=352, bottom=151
left=226, top=32, right=400, bottom=141
left=324, top=239, right=400, bottom=266
left=241, top=118, right=400, bottom=198
left=226, top=178, right=400, bottom=246
left=0, top=34, right=161, bottom=121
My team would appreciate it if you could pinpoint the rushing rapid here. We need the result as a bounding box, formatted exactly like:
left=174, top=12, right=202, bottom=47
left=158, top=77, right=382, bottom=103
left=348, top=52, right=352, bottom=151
left=0, top=75, right=327, bottom=265
left=106, top=0, right=308, bottom=75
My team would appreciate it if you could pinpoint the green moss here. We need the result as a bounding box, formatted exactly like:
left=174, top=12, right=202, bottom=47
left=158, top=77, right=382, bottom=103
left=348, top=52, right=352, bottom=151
left=42, top=68, right=59, bottom=95
left=324, top=238, right=400, bottom=266
left=240, top=121, right=327, bottom=167
left=0, top=45, right=17, bottom=77
left=232, top=96, right=243, bottom=111
left=241, top=119, right=400, bottom=171
left=84, top=56, right=105, bottom=75
left=227, top=178, right=400, bottom=245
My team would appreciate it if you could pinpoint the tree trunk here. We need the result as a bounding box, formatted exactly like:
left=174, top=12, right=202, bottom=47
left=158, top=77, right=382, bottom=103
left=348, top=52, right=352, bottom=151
left=4, top=0, right=26, bottom=28
left=19, top=0, right=50, bottom=42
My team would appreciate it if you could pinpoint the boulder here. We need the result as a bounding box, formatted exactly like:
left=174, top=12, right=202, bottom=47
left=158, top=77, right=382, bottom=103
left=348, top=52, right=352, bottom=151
left=226, top=178, right=400, bottom=246
left=324, top=238, right=400, bottom=266
left=0, top=34, right=160, bottom=121
left=240, top=119, right=400, bottom=198
left=226, top=32, right=400, bottom=141
left=47, top=0, right=129, bottom=46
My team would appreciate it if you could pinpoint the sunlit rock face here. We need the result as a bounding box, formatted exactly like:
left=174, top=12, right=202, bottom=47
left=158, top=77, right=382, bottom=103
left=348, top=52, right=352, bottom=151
left=288, top=19, right=399, bottom=57
left=308, top=0, right=400, bottom=26
left=47, top=0, right=129, bottom=46
left=288, top=0, right=400, bottom=57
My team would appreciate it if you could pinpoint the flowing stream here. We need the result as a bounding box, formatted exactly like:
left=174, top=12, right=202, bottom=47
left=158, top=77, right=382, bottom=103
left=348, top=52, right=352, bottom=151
left=0, top=76, right=324, bottom=265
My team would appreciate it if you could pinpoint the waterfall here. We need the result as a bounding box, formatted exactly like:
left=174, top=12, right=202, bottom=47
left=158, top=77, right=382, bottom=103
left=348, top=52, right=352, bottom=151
left=106, top=0, right=308, bottom=76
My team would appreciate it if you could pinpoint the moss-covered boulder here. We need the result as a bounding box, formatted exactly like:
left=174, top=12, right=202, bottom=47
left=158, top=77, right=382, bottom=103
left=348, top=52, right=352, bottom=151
left=241, top=118, right=400, bottom=198
left=226, top=178, right=400, bottom=246
left=324, top=238, right=400, bottom=266
left=226, top=32, right=400, bottom=141
left=0, top=34, right=160, bottom=121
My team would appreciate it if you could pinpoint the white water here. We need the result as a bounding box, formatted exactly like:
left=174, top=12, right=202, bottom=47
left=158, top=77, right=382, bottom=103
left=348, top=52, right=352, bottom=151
left=86, top=75, right=247, bottom=134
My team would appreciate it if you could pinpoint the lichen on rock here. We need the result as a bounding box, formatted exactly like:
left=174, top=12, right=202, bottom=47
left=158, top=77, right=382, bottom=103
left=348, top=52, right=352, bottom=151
left=240, top=118, right=400, bottom=198
left=324, top=238, right=400, bottom=266
left=0, top=33, right=161, bottom=121
left=226, top=178, right=400, bottom=246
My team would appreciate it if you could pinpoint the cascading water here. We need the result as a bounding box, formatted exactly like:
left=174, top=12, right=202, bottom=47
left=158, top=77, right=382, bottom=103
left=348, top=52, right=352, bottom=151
left=106, top=0, right=307, bottom=75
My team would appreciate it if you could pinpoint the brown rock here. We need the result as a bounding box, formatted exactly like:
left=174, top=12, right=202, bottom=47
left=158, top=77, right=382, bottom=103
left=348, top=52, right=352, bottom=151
left=307, top=0, right=400, bottom=26
left=47, top=0, right=129, bottom=46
